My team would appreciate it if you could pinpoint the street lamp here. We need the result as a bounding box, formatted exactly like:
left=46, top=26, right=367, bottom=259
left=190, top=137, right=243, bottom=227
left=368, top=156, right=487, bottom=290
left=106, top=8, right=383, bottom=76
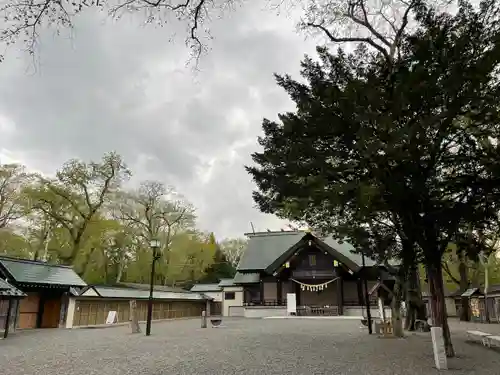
left=145, top=238, right=161, bottom=336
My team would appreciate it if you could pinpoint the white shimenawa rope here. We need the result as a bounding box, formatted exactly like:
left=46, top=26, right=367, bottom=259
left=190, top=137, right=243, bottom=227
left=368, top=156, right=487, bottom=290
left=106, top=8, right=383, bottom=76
left=290, top=277, right=340, bottom=292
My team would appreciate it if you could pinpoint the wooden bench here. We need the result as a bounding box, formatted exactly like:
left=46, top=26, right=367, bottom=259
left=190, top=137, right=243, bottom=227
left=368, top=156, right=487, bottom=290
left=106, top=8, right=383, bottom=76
left=467, top=330, right=492, bottom=346
left=484, top=335, right=500, bottom=348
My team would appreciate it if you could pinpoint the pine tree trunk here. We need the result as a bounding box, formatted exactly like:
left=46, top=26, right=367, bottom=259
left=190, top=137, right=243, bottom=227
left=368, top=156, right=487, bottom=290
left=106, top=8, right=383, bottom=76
left=404, top=264, right=424, bottom=331
left=427, top=262, right=455, bottom=357
left=404, top=294, right=414, bottom=330
left=392, top=280, right=404, bottom=337
left=458, top=254, right=470, bottom=321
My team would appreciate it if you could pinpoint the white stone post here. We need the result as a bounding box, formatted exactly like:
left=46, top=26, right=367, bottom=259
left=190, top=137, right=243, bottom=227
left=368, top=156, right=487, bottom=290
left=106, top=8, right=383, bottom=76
left=201, top=310, right=207, bottom=328
left=430, top=327, right=448, bottom=370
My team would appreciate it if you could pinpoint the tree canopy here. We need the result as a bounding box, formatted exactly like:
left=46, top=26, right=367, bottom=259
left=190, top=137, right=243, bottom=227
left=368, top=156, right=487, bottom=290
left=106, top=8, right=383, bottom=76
left=0, top=152, right=247, bottom=287
left=247, top=0, right=500, bottom=356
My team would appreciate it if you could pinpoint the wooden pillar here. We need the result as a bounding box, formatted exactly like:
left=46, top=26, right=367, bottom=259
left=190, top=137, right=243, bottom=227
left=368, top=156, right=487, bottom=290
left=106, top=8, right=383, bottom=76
left=356, top=278, right=364, bottom=305
left=36, top=296, right=45, bottom=329
left=259, top=281, right=265, bottom=305
left=337, top=276, right=344, bottom=315
left=277, top=279, right=283, bottom=305
left=205, top=299, right=211, bottom=316
left=129, top=300, right=141, bottom=334
left=58, top=294, right=68, bottom=328
left=3, top=299, right=13, bottom=338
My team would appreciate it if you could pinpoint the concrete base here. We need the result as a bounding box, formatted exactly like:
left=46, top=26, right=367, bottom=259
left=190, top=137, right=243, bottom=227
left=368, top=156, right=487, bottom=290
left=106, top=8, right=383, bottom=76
left=344, top=306, right=392, bottom=318
left=263, top=316, right=363, bottom=320
left=244, top=306, right=287, bottom=318
left=72, top=317, right=198, bottom=329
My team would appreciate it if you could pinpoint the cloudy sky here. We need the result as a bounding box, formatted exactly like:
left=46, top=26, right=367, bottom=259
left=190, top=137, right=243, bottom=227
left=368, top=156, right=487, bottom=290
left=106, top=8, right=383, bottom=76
left=0, top=1, right=319, bottom=239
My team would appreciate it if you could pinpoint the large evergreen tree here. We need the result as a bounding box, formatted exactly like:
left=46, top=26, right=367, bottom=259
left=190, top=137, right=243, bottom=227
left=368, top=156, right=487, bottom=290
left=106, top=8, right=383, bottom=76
left=247, top=0, right=500, bottom=357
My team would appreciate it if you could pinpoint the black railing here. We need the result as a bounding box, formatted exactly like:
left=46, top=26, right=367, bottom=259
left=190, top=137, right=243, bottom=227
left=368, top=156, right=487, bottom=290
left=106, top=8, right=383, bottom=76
left=296, top=306, right=339, bottom=316
left=244, top=299, right=376, bottom=307
left=344, top=300, right=377, bottom=307
left=244, top=299, right=287, bottom=306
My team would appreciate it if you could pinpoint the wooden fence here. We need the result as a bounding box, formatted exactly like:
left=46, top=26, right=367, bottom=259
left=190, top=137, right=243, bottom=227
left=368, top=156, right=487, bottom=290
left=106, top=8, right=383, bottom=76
left=72, top=299, right=206, bottom=327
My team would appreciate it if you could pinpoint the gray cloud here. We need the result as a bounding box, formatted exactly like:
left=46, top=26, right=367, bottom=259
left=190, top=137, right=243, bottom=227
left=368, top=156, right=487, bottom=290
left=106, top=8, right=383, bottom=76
left=0, top=2, right=316, bottom=238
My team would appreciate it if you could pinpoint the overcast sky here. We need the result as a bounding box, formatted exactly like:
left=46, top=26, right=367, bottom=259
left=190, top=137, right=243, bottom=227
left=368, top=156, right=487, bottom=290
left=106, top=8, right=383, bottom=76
left=0, top=2, right=318, bottom=239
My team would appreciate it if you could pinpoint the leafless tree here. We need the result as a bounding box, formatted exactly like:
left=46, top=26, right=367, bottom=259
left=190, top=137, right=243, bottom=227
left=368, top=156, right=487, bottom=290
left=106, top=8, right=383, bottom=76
left=114, top=180, right=195, bottom=247
left=0, top=0, right=239, bottom=61
left=298, top=0, right=454, bottom=64
left=114, top=180, right=196, bottom=285
left=0, top=163, right=31, bottom=228
left=219, top=237, right=247, bottom=266
left=0, top=0, right=454, bottom=63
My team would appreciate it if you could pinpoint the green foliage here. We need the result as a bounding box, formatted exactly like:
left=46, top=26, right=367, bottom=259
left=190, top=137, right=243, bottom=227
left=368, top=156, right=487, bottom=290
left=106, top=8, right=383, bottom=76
left=22, top=152, right=131, bottom=265
left=199, top=233, right=236, bottom=283
left=0, top=152, right=244, bottom=288
left=247, top=1, right=500, bottom=271
left=0, top=228, right=30, bottom=257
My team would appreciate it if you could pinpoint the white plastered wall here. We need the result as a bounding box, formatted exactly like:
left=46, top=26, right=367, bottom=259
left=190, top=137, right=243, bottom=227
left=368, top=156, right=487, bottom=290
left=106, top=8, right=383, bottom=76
left=222, top=286, right=244, bottom=316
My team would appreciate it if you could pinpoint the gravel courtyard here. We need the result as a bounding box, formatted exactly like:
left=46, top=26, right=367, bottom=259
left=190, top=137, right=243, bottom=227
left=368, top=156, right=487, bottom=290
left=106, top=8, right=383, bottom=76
left=1, top=318, right=499, bottom=375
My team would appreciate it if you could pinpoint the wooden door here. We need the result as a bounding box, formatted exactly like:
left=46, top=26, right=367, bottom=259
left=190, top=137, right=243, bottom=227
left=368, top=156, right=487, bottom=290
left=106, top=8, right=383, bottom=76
left=18, top=293, right=40, bottom=329
left=41, top=298, right=61, bottom=328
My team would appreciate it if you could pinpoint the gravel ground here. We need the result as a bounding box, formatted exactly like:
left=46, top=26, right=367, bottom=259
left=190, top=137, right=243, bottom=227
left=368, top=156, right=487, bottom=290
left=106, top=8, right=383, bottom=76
left=448, top=318, right=500, bottom=335
left=1, top=318, right=500, bottom=375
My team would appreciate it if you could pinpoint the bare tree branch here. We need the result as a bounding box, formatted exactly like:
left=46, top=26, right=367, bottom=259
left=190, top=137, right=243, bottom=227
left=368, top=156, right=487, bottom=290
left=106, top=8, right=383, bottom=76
left=306, top=21, right=391, bottom=61
left=0, top=0, right=228, bottom=62
left=0, top=164, right=32, bottom=228
left=299, top=0, right=453, bottom=65
left=442, top=260, right=460, bottom=286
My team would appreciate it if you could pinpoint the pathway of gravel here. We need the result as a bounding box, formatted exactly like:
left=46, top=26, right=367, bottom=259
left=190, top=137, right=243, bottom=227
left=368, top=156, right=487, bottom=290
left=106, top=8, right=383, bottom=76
left=1, top=318, right=499, bottom=375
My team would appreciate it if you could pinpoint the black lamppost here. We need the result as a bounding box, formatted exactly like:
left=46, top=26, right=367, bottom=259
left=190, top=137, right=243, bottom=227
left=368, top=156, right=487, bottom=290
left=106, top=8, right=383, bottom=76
left=146, top=238, right=161, bottom=336
left=361, top=251, right=373, bottom=334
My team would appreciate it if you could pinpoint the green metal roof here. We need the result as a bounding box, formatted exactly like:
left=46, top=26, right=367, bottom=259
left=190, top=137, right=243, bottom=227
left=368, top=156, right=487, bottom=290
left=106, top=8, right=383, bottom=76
left=218, top=278, right=235, bottom=287
left=321, top=237, right=377, bottom=268
left=82, top=285, right=208, bottom=300
left=237, top=231, right=305, bottom=271
left=118, top=282, right=188, bottom=293
left=0, top=278, right=26, bottom=297
left=190, top=283, right=221, bottom=292
left=233, top=272, right=260, bottom=284
left=266, top=234, right=363, bottom=273
left=461, top=288, right=481, bottom=297
left=237, top=231, right=383, bottom=272
left=0, top=257, right=87, bottom=287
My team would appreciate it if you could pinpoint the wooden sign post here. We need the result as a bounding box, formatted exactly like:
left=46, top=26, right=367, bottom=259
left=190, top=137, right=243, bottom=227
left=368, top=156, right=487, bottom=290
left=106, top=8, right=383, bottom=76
left=129, top=300, right=141, bottom=334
